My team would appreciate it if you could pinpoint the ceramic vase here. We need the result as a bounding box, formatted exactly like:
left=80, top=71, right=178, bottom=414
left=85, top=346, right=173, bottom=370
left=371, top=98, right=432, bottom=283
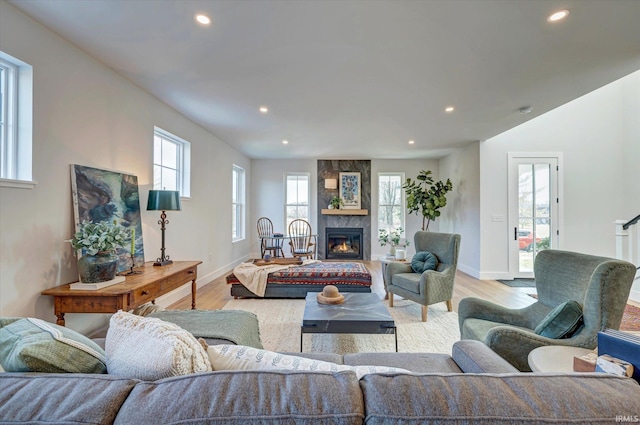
left=78, top=251, right=118, bottom=283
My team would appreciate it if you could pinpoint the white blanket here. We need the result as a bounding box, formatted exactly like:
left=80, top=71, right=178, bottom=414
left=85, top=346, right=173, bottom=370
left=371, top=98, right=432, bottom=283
left=232, top=260, right=318, bottom=297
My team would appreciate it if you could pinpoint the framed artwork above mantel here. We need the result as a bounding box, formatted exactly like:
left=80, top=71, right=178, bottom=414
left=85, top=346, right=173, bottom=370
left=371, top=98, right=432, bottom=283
left=339, top=172, right=361, bottom=209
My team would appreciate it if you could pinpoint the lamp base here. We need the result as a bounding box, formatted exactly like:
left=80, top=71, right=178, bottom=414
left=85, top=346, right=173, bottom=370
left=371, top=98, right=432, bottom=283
left=153, top=260, right=173, bottom=267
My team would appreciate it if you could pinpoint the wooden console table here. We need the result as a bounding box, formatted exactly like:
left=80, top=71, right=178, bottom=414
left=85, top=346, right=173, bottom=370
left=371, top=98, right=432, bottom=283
left=41, top=260, right=201, bottom=326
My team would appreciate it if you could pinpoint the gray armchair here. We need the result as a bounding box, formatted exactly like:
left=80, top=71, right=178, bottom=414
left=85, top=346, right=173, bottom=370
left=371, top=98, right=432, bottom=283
left=458, top=249, right=636, bottom=371
left=385, top=231, right=461, bottom=322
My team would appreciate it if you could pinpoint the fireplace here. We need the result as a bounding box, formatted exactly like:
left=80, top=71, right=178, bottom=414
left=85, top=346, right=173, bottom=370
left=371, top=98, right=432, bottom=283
left=325, top=227, right=363, bottom=260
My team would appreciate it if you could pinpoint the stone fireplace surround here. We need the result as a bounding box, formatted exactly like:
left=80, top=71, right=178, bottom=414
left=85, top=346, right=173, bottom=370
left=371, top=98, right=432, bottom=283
left=317, top=160, right=371, bottom=260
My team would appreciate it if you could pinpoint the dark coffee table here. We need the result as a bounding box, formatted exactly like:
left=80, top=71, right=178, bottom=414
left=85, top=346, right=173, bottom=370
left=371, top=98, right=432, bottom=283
left=301, top=292, right=397, bottom=352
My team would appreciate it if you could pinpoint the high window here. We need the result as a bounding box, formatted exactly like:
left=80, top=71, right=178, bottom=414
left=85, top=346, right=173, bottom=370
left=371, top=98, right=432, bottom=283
left=378, top=173, right=405, bottom=233
left=153, top=127, right=191, bottom=197
left=285, top=173, right=310, bottom=230
left=232, top=165, right=245, bottom=241
left=0, top=52, right=33, bottom=186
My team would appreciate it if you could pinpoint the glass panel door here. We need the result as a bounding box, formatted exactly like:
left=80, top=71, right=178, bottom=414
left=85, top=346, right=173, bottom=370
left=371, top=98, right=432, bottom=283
left=509, top=156, right=559, bottom=277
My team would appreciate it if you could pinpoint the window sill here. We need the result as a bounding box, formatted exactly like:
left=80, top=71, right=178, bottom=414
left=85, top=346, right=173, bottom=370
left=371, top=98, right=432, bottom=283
left=232, top=237, right=246, bottom=244
left=0, top=178, right=37, bottom=189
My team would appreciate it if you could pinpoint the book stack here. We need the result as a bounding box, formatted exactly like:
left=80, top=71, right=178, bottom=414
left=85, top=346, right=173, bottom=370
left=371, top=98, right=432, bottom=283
left=597, top=329, right=640, bottom=382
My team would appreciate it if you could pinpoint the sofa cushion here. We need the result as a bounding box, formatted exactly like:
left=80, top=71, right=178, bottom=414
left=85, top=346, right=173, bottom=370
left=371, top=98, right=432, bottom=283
left=208, top=344, right=410, bottom=379
left=534, top=300, right=584, bottom=339
left=344, top=352, right=462, bottom=373
left=359, top=373, right=640, bottom=424
left=105, top=311, right=211, bottom=380
left=411, top=251, right=438, bottom=274
left=0, top=373, right=139, bottom=425
left=0, top=317, right=106, bottom=373
left=115, top=370, right=364, bottom=425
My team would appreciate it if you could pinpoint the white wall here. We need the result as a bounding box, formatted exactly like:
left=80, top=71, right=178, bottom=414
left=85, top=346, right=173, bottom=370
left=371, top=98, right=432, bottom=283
left=370, top=159, right=439, bottom=258
left=0, top=1, right=251, bottom=334
left=479, top=70, right=640, bottom=279
left=250, top=159, right=318, bottom=258
left=438, top=143, right=481, bottom=277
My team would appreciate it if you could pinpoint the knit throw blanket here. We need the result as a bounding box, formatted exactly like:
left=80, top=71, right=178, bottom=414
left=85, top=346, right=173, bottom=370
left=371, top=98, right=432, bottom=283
left=148, top=310, right=263, bottom=349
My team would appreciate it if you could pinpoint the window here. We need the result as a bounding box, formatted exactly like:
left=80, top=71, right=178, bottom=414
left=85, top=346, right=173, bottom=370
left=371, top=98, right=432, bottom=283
left=285, top=173, right=310, bottom=230
left=232, top=165, right=245, bottom=241
left=153, top=127, right=191, bottom=197
left=0, top=51, right=33, bottom=186
left=378, top=173, right=405, bottom=234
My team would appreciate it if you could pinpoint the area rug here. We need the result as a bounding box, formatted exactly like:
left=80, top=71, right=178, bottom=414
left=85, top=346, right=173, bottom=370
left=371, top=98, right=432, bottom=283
left=497, top=278, right=536, bottom=288
left=222, top=298, right=460, bottom=355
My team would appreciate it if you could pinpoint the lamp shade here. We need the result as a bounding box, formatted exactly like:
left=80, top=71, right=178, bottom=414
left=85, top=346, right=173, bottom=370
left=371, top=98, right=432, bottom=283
left=147, top=190, right=181, bottom=211
left=325, top=179, right=337, bottom=190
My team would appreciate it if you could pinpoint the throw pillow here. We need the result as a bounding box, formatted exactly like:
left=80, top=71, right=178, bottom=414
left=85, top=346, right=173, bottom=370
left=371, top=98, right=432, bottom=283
left=411, top=251, right=439, bottom=274
left=208, top=344, right=411, bottom=379
left=534, top=300, right=584, bottom=339
left=0, top=317, right=107, bottom=373
left=105, top=311, right=212, bottom=380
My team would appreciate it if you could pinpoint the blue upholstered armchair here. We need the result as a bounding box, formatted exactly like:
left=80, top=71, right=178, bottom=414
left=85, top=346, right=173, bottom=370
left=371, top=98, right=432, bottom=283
left=384, top=231, right=461, bottom=322
left=458, top=249, right=636, bottom=371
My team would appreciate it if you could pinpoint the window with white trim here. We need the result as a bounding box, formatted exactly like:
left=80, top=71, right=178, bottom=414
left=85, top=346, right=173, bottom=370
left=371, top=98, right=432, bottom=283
left=232, top=165, right=245, bottom=241
left=285, top=173, right=310, bottom=230
left=153, top=127, right=191, bottom=197
left=378, top=173, right=405, bottom=234
left=0, top=51, right=33, bottom=185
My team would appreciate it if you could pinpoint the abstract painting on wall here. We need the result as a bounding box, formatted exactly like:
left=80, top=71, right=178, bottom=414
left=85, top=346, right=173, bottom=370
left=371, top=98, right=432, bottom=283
left=70, top=164, right=145, bottom=271
left=339, top=172, right=361, bottom=209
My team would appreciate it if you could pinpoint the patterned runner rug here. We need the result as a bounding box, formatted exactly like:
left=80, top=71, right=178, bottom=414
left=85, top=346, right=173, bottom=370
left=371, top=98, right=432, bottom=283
left=222, top=298, right=460, bottom=354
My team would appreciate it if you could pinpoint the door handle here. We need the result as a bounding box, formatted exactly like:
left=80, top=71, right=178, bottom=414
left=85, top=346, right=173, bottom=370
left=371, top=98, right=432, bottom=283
left=514, top=227, right=517, bottom=241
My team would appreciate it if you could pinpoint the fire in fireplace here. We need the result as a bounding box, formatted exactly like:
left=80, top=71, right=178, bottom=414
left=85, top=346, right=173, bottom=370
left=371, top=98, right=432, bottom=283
left=325, top=227, right=363, bottom=260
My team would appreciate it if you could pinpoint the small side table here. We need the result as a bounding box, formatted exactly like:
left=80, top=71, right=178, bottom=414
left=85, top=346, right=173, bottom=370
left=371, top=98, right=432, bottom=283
left=528, top=346, right=594, bottom=372
left=379, top=255, right=411, bottom=300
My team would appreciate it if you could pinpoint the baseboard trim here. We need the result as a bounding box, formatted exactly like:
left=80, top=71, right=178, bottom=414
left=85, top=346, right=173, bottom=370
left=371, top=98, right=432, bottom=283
left=456, top=263, right=480, bottom=279
left=478, top=271, right=511, bottom=281
left=156, top=255, right=250, bottom=307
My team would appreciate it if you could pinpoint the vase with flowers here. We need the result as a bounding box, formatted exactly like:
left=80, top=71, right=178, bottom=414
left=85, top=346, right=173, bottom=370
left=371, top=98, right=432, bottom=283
left=378, top=227, right=410, bottom=257
left=69, top=220, right=128, bottom=283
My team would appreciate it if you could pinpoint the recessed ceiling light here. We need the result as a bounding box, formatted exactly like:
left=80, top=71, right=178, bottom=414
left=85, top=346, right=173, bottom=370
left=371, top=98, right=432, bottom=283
left=547, top=9, right=569, bottom=22
left=408, top=140, right=415, bottom=145
left=195, top=14, right=211, bottom=25
left=445, top=106, right=455, bottom=113
left=282, top=140, right=289, bottom=145
left=259, top=106, right=269, bottom=113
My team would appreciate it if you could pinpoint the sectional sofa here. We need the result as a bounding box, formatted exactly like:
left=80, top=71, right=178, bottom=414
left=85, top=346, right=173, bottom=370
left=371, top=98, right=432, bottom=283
left=2, top=340, right=639, bottom=424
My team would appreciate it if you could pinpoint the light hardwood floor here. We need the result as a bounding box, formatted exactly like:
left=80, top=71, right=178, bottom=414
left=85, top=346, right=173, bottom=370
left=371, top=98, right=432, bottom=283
left=169, top=261, right=538, bottom=312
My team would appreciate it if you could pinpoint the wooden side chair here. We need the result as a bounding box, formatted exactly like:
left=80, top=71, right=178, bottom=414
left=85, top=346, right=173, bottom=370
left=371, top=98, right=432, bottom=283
left=288, top=219, right=315, bottom=260
left=257, top=217, right=284, bottom=258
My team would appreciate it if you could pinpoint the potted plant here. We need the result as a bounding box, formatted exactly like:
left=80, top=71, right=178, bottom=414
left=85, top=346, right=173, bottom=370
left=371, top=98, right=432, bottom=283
left=69, top=220, right=128, bottom=283
left=329, top=196, right=343, bottom=210
left=403, top=170, right=453, bottom=231
left=378, top=227, right=410, bottom=256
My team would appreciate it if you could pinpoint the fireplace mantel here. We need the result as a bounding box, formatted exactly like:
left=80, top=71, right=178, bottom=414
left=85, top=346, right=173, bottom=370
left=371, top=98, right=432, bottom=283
left=321, top=209, right=368, bottom=216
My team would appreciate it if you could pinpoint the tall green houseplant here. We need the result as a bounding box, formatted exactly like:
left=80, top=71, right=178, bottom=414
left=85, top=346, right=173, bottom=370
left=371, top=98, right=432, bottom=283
left=403, top=170, right=453, bottom=231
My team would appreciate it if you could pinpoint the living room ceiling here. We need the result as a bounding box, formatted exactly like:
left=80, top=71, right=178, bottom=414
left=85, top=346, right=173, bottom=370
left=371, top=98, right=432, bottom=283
left=9, top=0, right=640, bottom=160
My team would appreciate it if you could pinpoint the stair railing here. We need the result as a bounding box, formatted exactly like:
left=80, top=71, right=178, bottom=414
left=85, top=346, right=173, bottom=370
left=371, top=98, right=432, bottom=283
left=617, top=215, right=640, bottom=302
left=616, top=215, right=640, bottom=265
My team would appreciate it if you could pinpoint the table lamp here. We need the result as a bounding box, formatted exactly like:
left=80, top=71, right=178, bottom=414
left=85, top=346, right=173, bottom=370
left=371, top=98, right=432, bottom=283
left=147, top=190, right=181, bottom=266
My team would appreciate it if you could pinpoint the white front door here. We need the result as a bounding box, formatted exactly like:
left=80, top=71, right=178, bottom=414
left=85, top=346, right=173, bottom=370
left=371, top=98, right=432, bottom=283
left=508, top=154, right=560, bottom=278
